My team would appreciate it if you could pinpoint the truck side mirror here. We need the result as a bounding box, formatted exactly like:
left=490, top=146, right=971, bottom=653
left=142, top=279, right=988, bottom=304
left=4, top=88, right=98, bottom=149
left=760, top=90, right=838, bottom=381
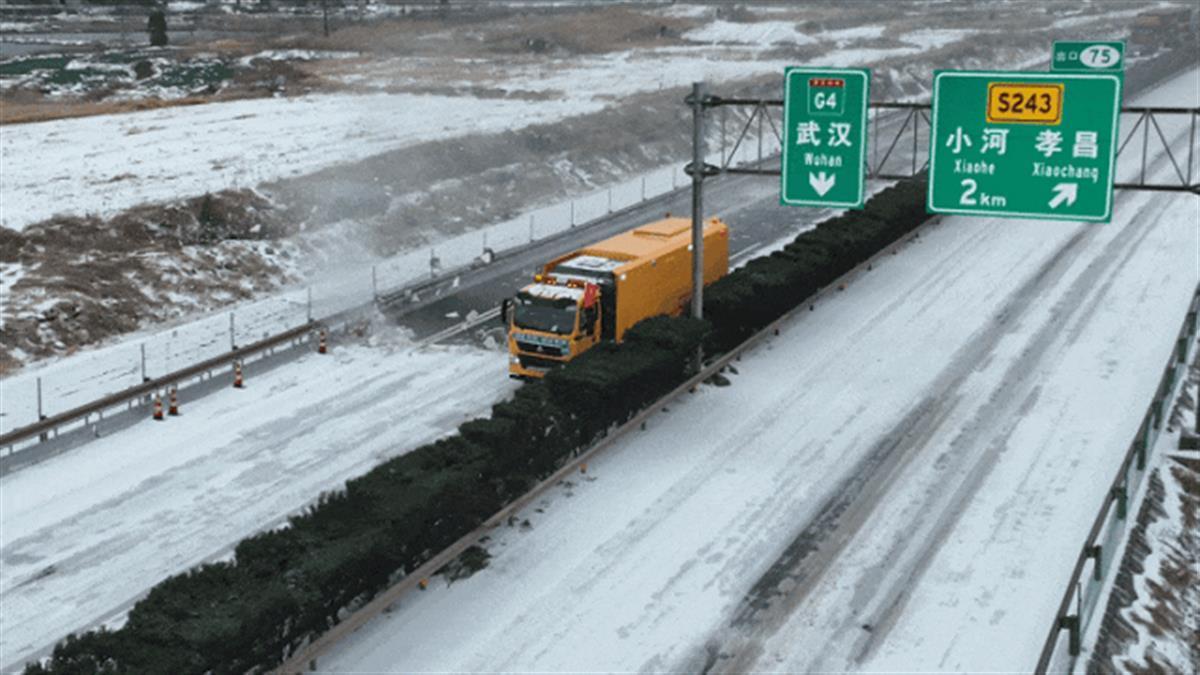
left=500, top=298, right=512, bottom=326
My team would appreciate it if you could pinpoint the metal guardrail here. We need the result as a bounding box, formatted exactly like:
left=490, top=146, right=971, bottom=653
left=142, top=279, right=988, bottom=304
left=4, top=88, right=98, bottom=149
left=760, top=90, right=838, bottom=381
left=0, top=321, right=321, bottom=453
left=274, top=206, right=936, bottom=674
left=1035, top=284, right=1200, bottom=673
left=414, top=308, right=502, bottom=348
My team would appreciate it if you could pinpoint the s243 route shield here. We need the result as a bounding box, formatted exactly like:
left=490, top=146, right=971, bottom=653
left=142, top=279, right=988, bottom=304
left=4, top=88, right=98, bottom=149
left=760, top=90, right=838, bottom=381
left=928, top=70, right=1121, bottom=223
left=781, top=67, right=870, bottom=209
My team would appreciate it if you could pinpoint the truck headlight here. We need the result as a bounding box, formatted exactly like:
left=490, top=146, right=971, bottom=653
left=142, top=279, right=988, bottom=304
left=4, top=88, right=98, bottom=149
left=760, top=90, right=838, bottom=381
left=510, top=356, right=520, bottom=364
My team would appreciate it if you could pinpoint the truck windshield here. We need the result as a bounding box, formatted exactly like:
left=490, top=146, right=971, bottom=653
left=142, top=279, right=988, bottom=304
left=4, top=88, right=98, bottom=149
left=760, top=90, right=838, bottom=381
left=514, top=293, right=577, bottom=335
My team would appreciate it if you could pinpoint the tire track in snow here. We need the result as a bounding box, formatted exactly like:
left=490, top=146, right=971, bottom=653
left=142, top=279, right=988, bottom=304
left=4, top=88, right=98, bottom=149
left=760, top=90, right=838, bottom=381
left=690, top=182, right=1175, bottom=673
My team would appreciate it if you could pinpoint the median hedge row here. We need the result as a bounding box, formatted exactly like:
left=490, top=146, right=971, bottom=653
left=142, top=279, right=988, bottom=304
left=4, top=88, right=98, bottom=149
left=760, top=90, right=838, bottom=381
left=703, top=176, right=929, bottom=352
left=28, top=175, right=927, bottom=675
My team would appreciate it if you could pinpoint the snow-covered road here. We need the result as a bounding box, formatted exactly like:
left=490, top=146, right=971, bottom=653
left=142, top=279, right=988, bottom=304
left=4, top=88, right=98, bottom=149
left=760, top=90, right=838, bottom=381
left=0, top=331, right=516, bottom=671
left=320, top=72, right=1200, bottom=673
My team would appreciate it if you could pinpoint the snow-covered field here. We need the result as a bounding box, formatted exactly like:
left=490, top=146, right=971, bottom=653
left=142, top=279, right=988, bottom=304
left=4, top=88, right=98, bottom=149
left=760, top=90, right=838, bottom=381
left=2, top=7, right=1114, bottom=232
left=0, top=329, right=516, bottom=671
left=319, top=71, right=1200, bottom=675
left=0, top=93, right=605, bottom=231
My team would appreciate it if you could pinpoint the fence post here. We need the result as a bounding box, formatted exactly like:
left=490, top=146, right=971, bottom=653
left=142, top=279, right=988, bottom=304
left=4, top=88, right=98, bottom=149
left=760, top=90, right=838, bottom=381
left=607, top=187, right=613, bottom=213
left=229, top=312, right=236, bottom=351
left=307, top=286, right=313, bottom=323
left=1087, top=545, right=1103, bottom=581
left=641, top=176, right=646, bottom=201
left=371, top=265, right=378, bottom=301
left=140, top=343, right=147, bottom=382
left=37, top=376, right=48, bottom=441
left=1113, top=484, right=1127, bottom=519
left=570, top=201, right=575, bottom=227
left=529, top=214, right=535, bottom=242
left=1059, top=614, right=1080, bottom=656
left=1136, top=424, right=1148, bottom=470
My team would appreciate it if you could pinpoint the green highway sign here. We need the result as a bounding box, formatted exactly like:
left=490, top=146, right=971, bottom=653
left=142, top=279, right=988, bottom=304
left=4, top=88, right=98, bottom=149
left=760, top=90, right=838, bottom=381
left=781, top=67, right=870, bottom=208
left=1052, top=41, right=1125, bottom=73
left=928, top=70, right=1121, bottom=222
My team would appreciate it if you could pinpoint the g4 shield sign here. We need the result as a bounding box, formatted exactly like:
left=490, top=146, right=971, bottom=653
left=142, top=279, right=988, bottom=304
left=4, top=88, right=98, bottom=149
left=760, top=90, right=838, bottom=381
left=781, top=67, right=870, bottom=208
left=928, top=70, right=1120, bottom=222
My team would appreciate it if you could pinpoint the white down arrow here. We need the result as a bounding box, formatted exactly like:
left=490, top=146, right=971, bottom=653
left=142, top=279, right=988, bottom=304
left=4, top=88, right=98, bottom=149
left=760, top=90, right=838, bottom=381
left=809, top=171, right=836, bottom=197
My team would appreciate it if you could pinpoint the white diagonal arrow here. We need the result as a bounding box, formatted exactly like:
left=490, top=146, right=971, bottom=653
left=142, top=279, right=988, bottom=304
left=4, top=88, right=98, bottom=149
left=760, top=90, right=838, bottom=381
left=809, top=171, right=836, bottom=197
left=1048, top=182, right=1078, bottom=209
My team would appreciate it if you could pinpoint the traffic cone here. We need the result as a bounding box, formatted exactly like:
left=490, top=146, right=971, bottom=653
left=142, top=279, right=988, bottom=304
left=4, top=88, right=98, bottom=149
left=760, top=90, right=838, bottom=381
left=318, top=329, right=327, bottom=355
left=153, top=393, right=164, bottom=421
left=233, top=361, right=244, bottom=389
left=168, top=387, right=179, bottom=416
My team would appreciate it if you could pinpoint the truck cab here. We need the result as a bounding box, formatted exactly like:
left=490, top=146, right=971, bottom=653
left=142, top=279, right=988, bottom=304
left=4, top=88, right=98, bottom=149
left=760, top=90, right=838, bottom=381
left=503, top=256, right=616, bottom=378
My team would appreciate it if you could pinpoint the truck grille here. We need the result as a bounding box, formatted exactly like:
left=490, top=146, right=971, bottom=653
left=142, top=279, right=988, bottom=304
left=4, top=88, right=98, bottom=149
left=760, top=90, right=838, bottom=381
left=516, top=341, right=565, bottom=356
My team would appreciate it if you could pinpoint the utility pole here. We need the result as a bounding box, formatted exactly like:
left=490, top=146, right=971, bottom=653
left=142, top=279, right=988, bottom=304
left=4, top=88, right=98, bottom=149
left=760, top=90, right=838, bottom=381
left=688, top=81, right=706, bottom=371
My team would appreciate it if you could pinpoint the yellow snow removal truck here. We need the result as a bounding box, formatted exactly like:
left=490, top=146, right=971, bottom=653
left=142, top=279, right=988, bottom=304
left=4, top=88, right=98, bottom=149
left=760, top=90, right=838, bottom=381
left=500, top=216, right=729, bottom=379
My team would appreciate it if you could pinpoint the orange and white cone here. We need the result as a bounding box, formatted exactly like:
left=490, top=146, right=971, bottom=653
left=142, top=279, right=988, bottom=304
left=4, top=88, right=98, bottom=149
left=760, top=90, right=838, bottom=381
left=153, top=393, right=164, bottom=421
left=168, top=387, right=180, bottom=416
left=233, top=361, right=244, bottom=389
left=318, top=329, right=327, bottom=355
